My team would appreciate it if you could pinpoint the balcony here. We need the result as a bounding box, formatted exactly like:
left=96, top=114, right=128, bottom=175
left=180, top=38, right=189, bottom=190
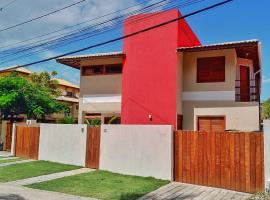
left=235, top=79, right=260, bottom=102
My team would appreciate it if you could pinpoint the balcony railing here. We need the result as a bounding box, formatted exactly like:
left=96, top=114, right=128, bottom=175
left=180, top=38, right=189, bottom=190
left=235, top=79, right=260, bottom=102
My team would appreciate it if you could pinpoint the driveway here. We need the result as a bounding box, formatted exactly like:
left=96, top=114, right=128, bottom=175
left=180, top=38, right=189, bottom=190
left=139, top=182, right=251, bottom=200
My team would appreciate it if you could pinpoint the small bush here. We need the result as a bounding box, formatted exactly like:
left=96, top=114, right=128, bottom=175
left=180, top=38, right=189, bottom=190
left=57, top=116, right=76, bottom=124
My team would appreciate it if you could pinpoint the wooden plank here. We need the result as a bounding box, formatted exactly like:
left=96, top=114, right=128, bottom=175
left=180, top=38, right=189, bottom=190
left=234, top=133, right=241, bottom=192
left=182, top=132, right=188, bottom=183
left=255, top=133, right=263, bottom=192
left=220, top=132, right=226, bottom=188
left=239, top=133, right=246, bottom=192
left=202, top=131, right=208, bottom=186
left=229, top=133, right=235, bottom=191
left=215, top=132, right=221, bottom=187
left=190, top=132, right=195, bottom=184
left=174, top=131, right=183, bottom=182
left=249, top=133, right=256, bottom=193
left=207, top=131, right=216, bottom=187
left=194, top=132, right=199, bottom=185
left=197, top=132, right=204, bottom=185
left=244, top=133, right=251, bottom=193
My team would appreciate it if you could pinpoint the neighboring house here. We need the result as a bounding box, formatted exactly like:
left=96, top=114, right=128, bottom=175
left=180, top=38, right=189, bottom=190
left=0, top=67, right=80, bottom=122
left=56, top=9, right=261, bottom=131
left=0, top=66, right=32, bottom=79
left=49, top=78, right=79, bottom=121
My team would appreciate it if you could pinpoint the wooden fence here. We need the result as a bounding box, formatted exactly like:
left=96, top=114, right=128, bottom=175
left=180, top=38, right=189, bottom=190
left=15, top=125, right=40, bottom=160
left=174, top=130, right=264, bottom=193
left=85, top=127, right=101, bottom=169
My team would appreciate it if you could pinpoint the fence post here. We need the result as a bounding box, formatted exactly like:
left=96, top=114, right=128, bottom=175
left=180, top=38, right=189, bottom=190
left=10, top=123, right=16, bottom=156
left=264, top=120, right=270, bottom=192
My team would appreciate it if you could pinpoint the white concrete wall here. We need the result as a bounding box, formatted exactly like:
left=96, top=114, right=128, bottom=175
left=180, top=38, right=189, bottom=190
left=39, top=124, right=87, bottom=166
left=99, top=125, right=173, bottom=180
left=264, top=120, right=270, bottom=191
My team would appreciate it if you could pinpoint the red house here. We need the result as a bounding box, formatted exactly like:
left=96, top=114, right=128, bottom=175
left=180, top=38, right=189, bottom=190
left=57, top=9, right=262, bottom=131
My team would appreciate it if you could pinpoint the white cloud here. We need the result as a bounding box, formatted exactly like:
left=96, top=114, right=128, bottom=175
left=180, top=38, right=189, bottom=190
left=0, top=0, right=139, bottom=46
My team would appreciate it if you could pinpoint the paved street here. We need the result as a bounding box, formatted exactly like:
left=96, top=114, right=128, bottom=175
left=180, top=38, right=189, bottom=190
left=0, top=183, right=96, bottom=200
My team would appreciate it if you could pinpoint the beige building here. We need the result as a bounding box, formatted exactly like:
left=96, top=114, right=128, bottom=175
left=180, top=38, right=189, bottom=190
left=57, top=40, right=261, bottom=131
left=178, top=40, right=261, bottom=131
left=57, top=52, right=123, bottom=124
left=49, top=78, right=80, bottom=121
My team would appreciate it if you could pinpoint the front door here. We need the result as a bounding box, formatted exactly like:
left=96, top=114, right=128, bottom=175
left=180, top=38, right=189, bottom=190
left=198, top=116, right=225, bottom=132
left=240, top=66, right=250, bottom=102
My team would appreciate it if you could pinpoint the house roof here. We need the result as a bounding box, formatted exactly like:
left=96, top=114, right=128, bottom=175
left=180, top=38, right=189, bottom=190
left=177, top=39, right=261, bottom=71
left=56, top=96, right=79, bottom=103
left=56, top=51, right=125, bottom=69
left=5, top=66, right=32, bottom=74
left=53, top=78, right=79, bottom=89
left=177, top=39, right=259, bottom=52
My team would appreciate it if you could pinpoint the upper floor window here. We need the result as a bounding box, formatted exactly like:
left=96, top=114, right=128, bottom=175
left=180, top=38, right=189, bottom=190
left=197, top=56, right=225, bottom=83
left=82, top=64, right=122, bottom=76
left=66, top=91, right=74, bottom=97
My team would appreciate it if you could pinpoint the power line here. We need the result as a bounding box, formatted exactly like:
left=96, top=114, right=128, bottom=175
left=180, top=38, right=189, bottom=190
left=0, top=0, right=171, bottom=56
left=0, top=0, right=18, bottom=11
left=0, top=0, right=204, bottom=63
left=0, top=0, right=177, bottom=62
left=0, top=0, right=152, bottom=50
left=0, top=0, right=87, bottom=32
left=0, top=0, right=233, bottom=71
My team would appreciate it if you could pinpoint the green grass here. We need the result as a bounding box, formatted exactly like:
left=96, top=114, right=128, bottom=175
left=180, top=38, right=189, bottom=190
left=28, top=170, right=169, bottom=200
left=0, top=160, right=81, bottom=182
left=0, top=158, right=23, bottom=164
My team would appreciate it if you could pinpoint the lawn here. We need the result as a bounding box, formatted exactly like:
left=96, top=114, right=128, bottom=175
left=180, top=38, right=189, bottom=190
left=0, top=157, right=23, bottom=164
left=28, top=170, right=169, bottom=200
left=0, top=160, right=81, bottom=182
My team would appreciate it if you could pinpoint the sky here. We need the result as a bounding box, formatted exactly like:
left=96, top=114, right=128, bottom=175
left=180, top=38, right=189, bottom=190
left=0, top=0, right=269, bottom=100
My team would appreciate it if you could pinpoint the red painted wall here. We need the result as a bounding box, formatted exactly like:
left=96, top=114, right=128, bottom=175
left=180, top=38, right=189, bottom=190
left=121, top=9, right=200, bottom=128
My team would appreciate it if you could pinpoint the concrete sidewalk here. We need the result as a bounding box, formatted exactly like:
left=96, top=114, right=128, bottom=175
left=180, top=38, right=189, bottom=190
left=0, top=183, right=96, bottom=200
left=139, top=182, right=251, bottom=200
left=0, top=159, right=34, bottom=167
left=0, top=151, right=11, bottom=157
left=7, top=168, right=94, bottom=186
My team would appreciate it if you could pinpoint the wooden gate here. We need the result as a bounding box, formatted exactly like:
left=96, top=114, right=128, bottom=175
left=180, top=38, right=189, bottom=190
left=174, top=130, right=264, bottom=193
left=15, top=125, right=40, bottom=160
left=85, top=127, right=101, bottom=169
left=4, top=122, right=13, bottom=151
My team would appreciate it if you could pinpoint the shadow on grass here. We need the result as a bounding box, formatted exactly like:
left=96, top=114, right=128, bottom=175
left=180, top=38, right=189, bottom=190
left=0, top=194, right=25, bottom=200
left=119, top=193, right=145, bottom=200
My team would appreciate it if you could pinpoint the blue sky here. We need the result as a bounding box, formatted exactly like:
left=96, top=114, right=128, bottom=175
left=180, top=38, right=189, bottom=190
left=0, top=0, right=269, bottom=100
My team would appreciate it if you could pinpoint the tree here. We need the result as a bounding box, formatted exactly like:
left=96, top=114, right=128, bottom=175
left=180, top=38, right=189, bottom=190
left=30, top=70, right=61, bottom=97
left=262, top=99, right=270, bottom=119
left=0, top=74, right=67, bottom=121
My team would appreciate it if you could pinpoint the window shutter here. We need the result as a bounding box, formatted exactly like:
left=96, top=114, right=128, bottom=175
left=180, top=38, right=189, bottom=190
left=197, top=56, right=225, bottom=83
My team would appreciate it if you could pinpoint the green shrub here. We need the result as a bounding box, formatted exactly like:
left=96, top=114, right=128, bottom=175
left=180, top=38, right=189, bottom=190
left=84, top=118, right=101, bottom=127
left=58, top=116, right=76, bottom=124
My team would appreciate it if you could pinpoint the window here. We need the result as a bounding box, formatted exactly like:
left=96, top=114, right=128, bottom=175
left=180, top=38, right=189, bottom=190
left=197, top=56, right=225, bottom=83
left=82, top=65, right=103, bottom=75
left=82, top=64, right=122, bottom=76
left=66, top=91, right=73, bottom=97
left=105, top=64, right=122, bottom=74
